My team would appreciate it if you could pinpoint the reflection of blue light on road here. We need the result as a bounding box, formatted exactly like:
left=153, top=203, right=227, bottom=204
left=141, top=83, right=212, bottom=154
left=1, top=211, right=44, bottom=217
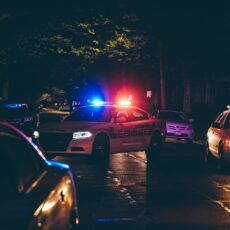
left=96, top=218, right=135, bottom=223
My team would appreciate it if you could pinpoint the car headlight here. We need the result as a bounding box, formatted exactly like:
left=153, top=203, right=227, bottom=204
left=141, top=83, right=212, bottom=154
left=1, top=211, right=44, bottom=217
left=33, top=131, right=40, bottom=139
left=73, top=131, right=92, bottom=139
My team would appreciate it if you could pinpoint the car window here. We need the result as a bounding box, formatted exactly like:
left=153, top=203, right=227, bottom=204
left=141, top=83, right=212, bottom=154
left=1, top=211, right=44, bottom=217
left=2, top=134, right=45, bottom=191
left=220, top=112, right=228, bottom=125
left=215, top=112, right=224, bottom=123
left=0, top=103, right=31, bottom=120
left=129, top=108, right=149, bottom=121
left=39, top=113, right=66, bottom=124
left=65, top=106, right=112, bottom=122
left=115, top=110, right=129, bottom=123
left=215, top=112, right=228, bottom=126
left=158, top=111, right=185, bottom=122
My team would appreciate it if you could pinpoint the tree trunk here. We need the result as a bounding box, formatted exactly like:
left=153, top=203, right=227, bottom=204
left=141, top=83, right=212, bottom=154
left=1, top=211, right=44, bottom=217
left=183, top=79, right=192, bottom=113
left=205, top=79, right=213, bottom=105
left=160, top=54, right=166, bottom=110
left=3, top=78, right=9, bottom=100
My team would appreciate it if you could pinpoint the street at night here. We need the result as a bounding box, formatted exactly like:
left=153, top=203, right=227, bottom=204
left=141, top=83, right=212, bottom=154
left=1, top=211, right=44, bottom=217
left=0, top=1, right=230, bottom=229
left=54, top=140, right=230, bottom=229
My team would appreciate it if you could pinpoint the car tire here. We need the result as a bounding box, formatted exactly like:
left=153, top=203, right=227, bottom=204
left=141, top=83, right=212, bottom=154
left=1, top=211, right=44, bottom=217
left=92, top=135, right=110, bottom=164
left=146, top=132, right=162, bottom=160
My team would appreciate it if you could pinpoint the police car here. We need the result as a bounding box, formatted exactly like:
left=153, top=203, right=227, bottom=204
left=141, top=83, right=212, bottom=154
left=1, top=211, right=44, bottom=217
left=205, top=106, right=230, bottom=165
left=36, top=101, right=166, bottom=160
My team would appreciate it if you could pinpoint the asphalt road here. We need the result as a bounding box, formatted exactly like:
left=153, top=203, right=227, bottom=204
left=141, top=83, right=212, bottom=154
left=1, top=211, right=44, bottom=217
left=55, top=140, right=230, bottom=230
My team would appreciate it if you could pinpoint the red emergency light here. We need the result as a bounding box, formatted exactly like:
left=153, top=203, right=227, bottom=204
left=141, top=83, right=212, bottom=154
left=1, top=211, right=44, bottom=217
left=118, top=99, right=131, bottom=106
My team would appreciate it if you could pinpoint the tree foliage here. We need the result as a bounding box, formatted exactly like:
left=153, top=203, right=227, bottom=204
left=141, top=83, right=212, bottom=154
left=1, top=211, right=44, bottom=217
left=0, top=13, right=147, bottom=67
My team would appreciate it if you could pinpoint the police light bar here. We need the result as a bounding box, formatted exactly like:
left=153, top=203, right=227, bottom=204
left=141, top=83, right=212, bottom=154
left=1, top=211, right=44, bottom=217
left=3, top=103, right=24, bottom=108
left=92, top=99, right=105, bottom=106
left=118, top=99, right=131, bottom=106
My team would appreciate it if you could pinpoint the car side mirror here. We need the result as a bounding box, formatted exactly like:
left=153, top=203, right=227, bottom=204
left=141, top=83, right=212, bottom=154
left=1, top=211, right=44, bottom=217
left=212, top=122, right=221, bottom=129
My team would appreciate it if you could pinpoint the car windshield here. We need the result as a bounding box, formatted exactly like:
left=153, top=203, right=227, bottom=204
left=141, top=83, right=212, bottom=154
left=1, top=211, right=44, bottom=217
left=65, top=106, right=112, bottom=122
left=158, top=111, right=187, bottom=122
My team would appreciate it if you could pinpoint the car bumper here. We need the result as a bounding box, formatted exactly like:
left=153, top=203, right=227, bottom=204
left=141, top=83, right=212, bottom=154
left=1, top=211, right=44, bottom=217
left=166, top=132, right=194, bottom=139
left=37, top=136, right=94, bottom=155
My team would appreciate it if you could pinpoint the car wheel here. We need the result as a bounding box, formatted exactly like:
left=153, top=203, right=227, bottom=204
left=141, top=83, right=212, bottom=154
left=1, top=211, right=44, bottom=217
left=92, top=135, right=110, bottom=163
left=146, top=132, right=162, bottom=160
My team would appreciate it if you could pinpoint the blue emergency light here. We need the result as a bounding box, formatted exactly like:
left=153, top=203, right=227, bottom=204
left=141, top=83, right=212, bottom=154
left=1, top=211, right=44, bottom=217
left=3, top=103, right=22, bottom=108
left=92, top=99, right=105, bottom=106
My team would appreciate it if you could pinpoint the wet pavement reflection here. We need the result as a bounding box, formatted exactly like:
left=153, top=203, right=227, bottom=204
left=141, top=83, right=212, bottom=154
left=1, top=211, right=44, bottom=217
left=55, top=141, right=230, bottom=229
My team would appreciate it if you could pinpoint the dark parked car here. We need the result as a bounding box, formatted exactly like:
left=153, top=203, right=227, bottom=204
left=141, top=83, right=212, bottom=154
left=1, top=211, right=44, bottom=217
left=0, top=101, right=36, bottom=137
left=153, top=109, right=194, bottom=142
left=0, top=122, right=79, bottom=230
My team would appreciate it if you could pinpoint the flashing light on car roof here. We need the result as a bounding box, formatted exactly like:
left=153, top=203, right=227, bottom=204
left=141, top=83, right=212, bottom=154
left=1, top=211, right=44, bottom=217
left=92, top=99, right=105, bottom=106
left=3, top=103, right=28, bottom=109
left=118, top=99, right=131, bottom=106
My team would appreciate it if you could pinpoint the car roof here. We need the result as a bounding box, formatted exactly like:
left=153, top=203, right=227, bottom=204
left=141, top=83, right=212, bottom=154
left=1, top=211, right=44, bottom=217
left=40, top=108, right=70, bottom=115
left=157, top=110, right=184, bottom=113
left=75, top=104, right=151, bottom=114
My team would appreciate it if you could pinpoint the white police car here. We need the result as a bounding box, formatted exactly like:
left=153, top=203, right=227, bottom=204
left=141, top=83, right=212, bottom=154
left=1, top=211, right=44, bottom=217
left=205, top=106, right=230, bottom=165
left=36, top=103, right=165, bottom=160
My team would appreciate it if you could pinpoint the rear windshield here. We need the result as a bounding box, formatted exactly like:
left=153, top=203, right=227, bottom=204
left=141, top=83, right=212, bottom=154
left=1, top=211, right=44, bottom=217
left=158, top=111, right=187, bottom=122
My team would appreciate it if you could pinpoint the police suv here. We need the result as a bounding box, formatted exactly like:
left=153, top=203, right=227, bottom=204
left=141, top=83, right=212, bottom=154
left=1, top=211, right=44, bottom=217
left=36, top=103, right=166, bottom=160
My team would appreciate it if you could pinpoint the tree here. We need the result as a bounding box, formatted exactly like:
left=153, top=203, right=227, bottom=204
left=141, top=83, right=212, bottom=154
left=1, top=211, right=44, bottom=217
left=0, top=9, right=150, bottom=99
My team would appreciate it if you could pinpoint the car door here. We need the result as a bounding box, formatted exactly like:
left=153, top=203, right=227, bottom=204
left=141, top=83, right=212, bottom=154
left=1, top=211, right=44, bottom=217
left=110, top=108, right=152, bottom=153
left=209, top=112, right=228, bottom=156
left=0, top=135, right=41, bottom=230
left=110, top=108, right=133, bottom=153
left=124, top=108, right=152, bottom=151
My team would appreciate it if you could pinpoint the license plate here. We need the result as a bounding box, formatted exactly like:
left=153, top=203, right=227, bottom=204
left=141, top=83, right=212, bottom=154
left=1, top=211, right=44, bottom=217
left=175, top=132, right=181, bottom=135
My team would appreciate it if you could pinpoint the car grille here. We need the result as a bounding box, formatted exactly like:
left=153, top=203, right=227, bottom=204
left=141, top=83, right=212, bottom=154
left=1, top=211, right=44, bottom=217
left=39, top=132, right=72, bottom=151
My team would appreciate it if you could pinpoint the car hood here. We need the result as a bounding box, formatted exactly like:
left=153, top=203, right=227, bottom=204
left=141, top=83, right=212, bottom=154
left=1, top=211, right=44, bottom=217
left=38, top=121, right=107, bottom=132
